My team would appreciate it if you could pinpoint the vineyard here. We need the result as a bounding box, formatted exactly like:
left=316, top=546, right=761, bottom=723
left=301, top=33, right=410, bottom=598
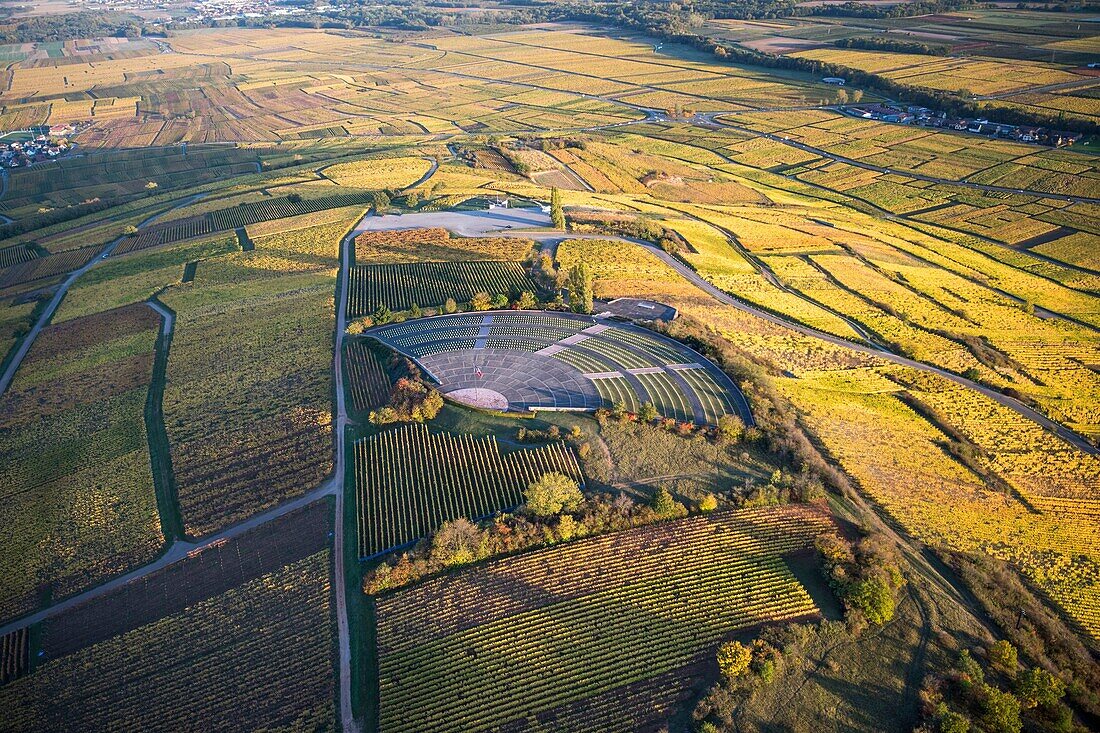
left=354, top=423, right=582, bottom=556
left=373, top=504, right=835, bottom=732
left=347, top=260, right=535, bottom=316
left=0, top=244, right=36, bottom=270
left=345, top=341, right=393, bottom=414
left=0, top=552, right=335, bottom=732
left=352, top=227, right=536, bottom=264
left=0, top=304, right=163, bottom=623
left=114, top=191, right=375, bottom=256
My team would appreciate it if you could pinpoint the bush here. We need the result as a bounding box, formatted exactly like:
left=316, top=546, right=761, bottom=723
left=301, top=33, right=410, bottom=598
left=525, top=472, right=583, bottom=516
left=369, top=377, right=443, bottom=424
left=988, top=640, right=1017, bottom=677
left=717, top=641, right=752, bottom=680
left=471, top=292, right=492, bottom=311
left=848, top=576, right=896, bottom=625
left=652, top=487, right=687, bottom=519
left=1014, top=667, right=1065, bottom=710
left=429, top=518, right=484, bottom=567
left=979, top=685, right=1021, bottom=733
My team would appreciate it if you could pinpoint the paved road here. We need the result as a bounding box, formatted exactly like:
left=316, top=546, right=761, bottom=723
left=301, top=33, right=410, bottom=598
left=702, top=114, right=1100, bottom=205
left=332, top=214, right=359, bottom=733
left=618, top=235, right=1100, bottom=456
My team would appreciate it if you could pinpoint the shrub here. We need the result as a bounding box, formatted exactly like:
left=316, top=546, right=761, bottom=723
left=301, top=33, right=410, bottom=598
left=939, top=710, right=970, bottom=733
left=1014, top=667, right=1065, bottom=710
left=429, top=518, right=484, bottom=567
left=988, top=640, right=1017, bottom=677
left=525, top=472, right=583, bottom=517
left=848, top=576, right=896, bottom=625
left=370, top=377, right=443, bottom=424
left=471, top=292, right=492, bottom=311
left=978, top=685, right=1021, bottom=733
left=717, top=641, right=752, bottom=680
left=652, top=487, right=687, bottom=519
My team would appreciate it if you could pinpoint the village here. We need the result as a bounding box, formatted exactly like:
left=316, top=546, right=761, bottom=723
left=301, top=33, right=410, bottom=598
left=0, top=122, right=88, bottom=169
left=840, top=101, right=1084, bottom=147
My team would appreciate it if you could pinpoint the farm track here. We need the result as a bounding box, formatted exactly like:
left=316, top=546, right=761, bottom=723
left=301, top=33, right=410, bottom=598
left=0, top=479, right=338, bottom=638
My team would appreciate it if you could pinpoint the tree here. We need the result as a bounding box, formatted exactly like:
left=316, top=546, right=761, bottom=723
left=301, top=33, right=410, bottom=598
left=429, top=518, right=483, bottom=567
left=698, top=495, right=718, bottom=512
left=409, top=302, right=422, bottom=319
left=471, top=291, right=492, bottom=311
left=652, top=487, right=686, bottom=519
left=345, top=320, right=365, bottom=336
left=566, top=262, right=593, bottom=314
left=939, top=710, right=970, bottom=733
left=525, top=472, right=583, bottom=516
left=443, top=297, right=458, bottom=314
left=851, top=89, right=864, bottom=103
left=1014, top=667, right=1065, bottom=710
left=403, top=191, right=419, bottom=208
left=979, top=685, right=1022, bottom=733
left=638, top=401, right=658, bottom=423
left=848, top=576, right=895, bottom=625
left=717, top=414, right=743, bottom=443
left=717, top=641, right=752, bottom=680
left=372, top=304, right=393, bottom=325
left=491, top=293, right=509, bottom=309
left=124, top=224, right=138, bottom=236
left=145, top=181, right=158, bottom=189
left=370, top=377, right=444, bottom=424
left=988, top=640, right=1017, bottom=676
left=371, top=190, right=390, bottom=212
left=515, top=291, right=536, bottom=309
left=836, top=88, right=849, bottom=104
left=550, top=187, right=565, bottom=230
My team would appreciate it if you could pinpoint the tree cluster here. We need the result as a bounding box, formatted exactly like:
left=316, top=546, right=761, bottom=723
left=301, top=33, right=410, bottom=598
left=368, top=374, right=444, bottom=425
left=817, top=532, right=905, bottom=627
left=918, top=643, right=1078, bottom=733
left=363, top=487, right=699, bottom=594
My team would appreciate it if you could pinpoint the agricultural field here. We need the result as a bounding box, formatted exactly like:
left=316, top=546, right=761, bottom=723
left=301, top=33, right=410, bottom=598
left=0, top=304, right=163, bottom=624
left=2, top=16, right=1100, bottom=733
left=372, top=504, right=835, bottom=732
left=1, top=549, right=335, bottom=731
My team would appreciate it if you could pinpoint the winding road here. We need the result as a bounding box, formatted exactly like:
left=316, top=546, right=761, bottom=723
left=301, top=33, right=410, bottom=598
left=625, top=235, right=1100, bottom=456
